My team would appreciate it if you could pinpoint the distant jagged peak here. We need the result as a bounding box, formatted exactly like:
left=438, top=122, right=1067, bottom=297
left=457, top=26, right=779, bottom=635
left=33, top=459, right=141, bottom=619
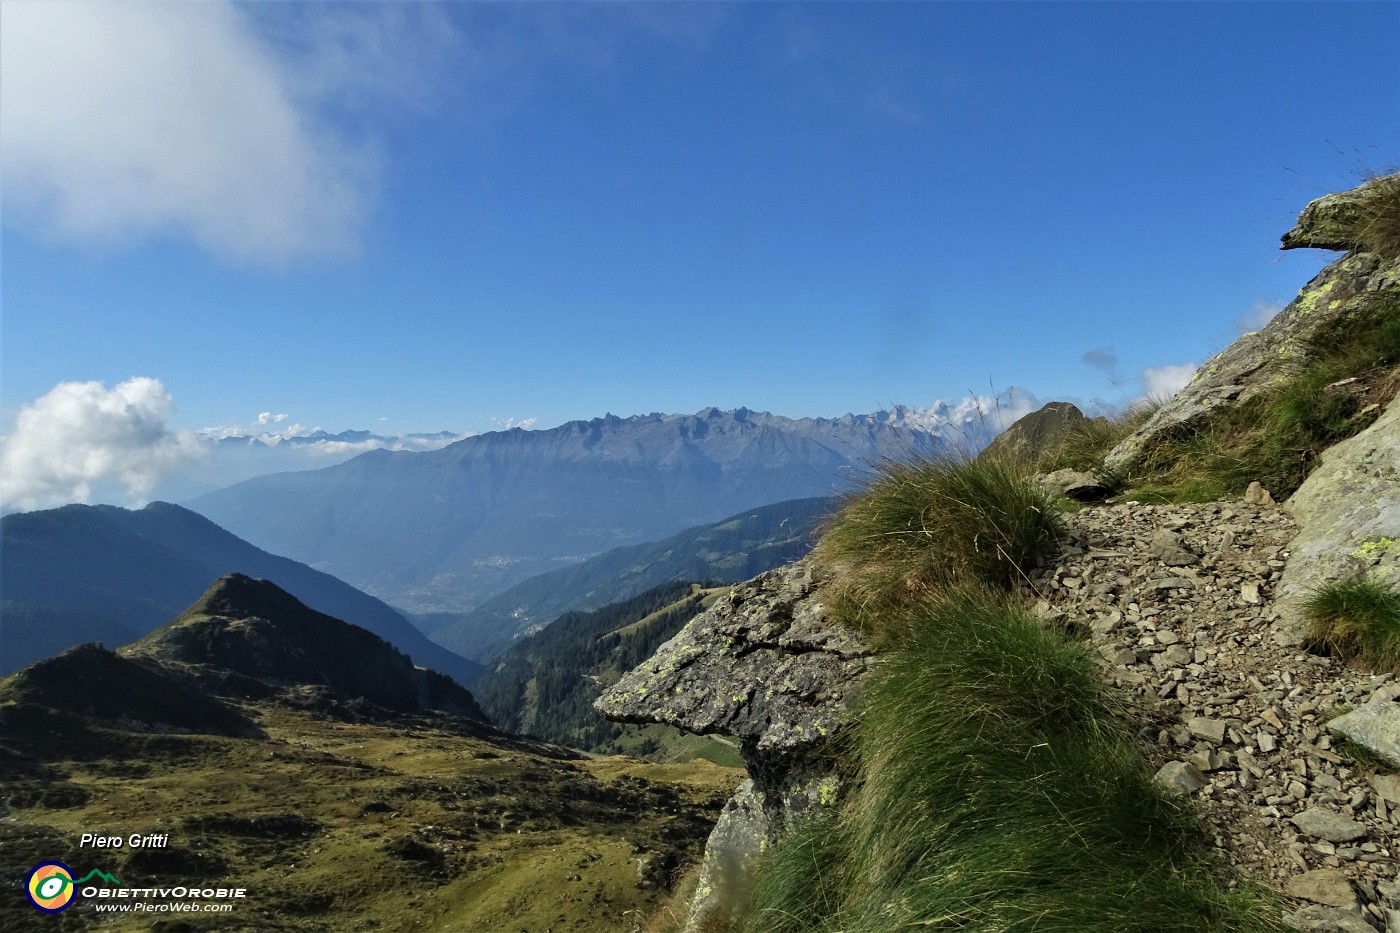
left=501, top=396, right=1041, bottom=441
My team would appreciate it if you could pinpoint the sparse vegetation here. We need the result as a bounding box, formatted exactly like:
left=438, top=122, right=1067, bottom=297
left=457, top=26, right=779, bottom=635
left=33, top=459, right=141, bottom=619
left=815, top=455, right=1063, bottom=633
left=1123, top=294, right=1400, bottom=503
left=1355, top=172, right=1400, bottom=260
left=0, top=699, right=743, bottom=933
left=1306, top=579, right=1400, bottom=670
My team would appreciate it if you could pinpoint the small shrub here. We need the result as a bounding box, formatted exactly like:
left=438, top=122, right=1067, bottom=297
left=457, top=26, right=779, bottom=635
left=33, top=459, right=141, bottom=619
left=815, top=456, right=1063, bottom=632
left=1306, top=579, right=1400, bottom=670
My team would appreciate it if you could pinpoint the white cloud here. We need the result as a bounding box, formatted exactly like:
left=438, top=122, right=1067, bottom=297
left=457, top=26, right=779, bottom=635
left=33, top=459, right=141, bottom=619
left=257, top=412, right=290, bottom=425
left=490, top=417, right=539, bottom=430
left=0, top=2, right=452, bottom=265
left=1236, top=300, right=1283, bottom=334
left=1140, top=363, right=1198, bottom=402
left=0, top=378, right=203, bottom=512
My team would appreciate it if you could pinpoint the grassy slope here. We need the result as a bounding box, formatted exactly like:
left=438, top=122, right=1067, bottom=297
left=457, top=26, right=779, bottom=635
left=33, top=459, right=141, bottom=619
left=0, top=703, right=742, bottom=933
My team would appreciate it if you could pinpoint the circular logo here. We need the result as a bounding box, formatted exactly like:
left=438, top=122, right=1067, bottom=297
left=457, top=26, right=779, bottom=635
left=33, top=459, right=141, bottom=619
left=26, top=861, right=76, bottom=913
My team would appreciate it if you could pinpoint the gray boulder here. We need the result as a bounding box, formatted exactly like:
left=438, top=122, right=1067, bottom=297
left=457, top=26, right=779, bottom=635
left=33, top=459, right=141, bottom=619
left=1327, top=702, right=1400, bottom=769
left=1285, top=905, right=1376, bottom=933
left=1274, top=391, right=1400, bottom=646
left=594, top=561, right=872, bottom=931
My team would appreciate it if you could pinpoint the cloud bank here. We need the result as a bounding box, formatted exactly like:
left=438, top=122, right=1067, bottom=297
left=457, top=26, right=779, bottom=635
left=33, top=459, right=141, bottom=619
left=0, top=378, right=203, bottom=512
left=0, top=2, right=451, bottom=265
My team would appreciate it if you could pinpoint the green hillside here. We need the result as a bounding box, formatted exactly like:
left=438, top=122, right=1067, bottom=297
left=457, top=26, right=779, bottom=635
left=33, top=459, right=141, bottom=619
left=432, top=496, right=835, bottom=662
left=473, top=582, right=740, bottom=765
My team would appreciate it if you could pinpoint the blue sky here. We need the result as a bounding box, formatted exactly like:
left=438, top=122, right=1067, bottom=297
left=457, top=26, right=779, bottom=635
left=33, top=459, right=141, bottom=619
left=1, top=1, right=1398, bottom=506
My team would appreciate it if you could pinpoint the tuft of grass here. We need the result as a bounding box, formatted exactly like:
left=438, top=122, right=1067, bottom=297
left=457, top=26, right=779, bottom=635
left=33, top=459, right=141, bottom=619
left=814, top=456, right=1064, bottom=634
left=1306, top=579, right=1400, bottom=670
left=739, top=587, right=1284, bottom=933
left=1355, top=172, right=1400, bottom=260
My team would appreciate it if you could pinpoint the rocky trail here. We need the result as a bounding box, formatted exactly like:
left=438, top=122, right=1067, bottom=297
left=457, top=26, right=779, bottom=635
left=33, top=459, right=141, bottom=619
left=1036, top=499, right=1398, bottom=932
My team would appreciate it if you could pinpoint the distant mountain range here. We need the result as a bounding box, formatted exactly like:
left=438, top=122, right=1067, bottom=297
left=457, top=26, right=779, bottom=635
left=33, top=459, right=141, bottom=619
left=431, top=496, right=836, bottom=662
left=0, top=501, right=482, bottom=685
left=187, top=406, right=975, bottom=614
left=204, top=428, right=467, bottom=452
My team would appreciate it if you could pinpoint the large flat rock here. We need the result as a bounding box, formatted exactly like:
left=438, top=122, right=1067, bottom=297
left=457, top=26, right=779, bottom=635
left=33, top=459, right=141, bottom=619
left=1274, top=392, right=1400, bottom=646
left=594, top=562, right=872, bottom=752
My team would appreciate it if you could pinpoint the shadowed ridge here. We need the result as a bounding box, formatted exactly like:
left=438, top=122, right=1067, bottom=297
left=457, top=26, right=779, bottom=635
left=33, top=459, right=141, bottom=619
left=127, top=573, right=488, bottom=720
left=0, top=642, right=258, bottom=738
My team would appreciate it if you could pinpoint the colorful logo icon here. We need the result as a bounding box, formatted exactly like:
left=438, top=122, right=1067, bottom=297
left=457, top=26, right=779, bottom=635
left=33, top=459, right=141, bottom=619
left=26, top=861, right=76, bottom=913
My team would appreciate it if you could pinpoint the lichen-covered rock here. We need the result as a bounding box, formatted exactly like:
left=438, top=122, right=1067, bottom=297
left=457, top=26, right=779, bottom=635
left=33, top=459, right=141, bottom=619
left=595, top=562, right=871, bottom=753
left=594, top=560, right=871, bottom=931
left=1282, top=174, right=1399, bottom=252
left=682, top=780, right=769, bottom=930
left=1327, top=702, right=1400, bottom=769
left=1104, top=249, right=1399, bottom=475
left=1274, top=392, right=1400, bottom=646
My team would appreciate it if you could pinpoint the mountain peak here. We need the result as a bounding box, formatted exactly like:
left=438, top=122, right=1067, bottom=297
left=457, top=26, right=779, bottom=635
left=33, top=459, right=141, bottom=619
left=176, top=572, right=313, bottom=626
left=128, top=575, right=486, bottom=719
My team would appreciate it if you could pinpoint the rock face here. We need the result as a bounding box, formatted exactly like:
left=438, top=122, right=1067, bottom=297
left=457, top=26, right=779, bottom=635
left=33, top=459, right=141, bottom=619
left=1274, top=392, right=1400, bottom=646
left=1104, top=176, right=1400, bottom=476
left=594, top=561, right=872, bottom=930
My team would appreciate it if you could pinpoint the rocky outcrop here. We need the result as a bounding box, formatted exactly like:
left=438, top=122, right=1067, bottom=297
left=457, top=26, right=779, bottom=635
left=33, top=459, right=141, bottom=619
left=1273, top=392, right=1400, bottom=646
left=979, top=401, right=1095, bottom=464
left=1282, top=176, right=1399, bottom=252
left=1104, top=177, right=1400, bottom=476
left=594, top=561, right=872, bottom=930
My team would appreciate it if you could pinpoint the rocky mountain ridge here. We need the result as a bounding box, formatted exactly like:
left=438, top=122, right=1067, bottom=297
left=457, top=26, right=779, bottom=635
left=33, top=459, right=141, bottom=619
left=187, top=406, right=957, bottom=614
